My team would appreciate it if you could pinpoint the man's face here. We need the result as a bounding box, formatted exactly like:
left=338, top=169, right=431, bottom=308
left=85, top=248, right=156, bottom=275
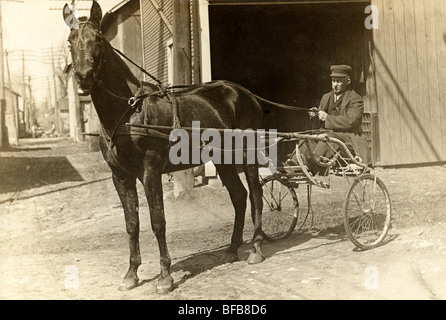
left=332, top=77, right=351, bottom=95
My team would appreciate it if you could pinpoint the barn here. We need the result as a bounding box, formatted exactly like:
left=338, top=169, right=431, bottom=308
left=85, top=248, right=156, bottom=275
left=135, top=0, right=446, bottom=167
left=3, top=87, right=22, bottom=145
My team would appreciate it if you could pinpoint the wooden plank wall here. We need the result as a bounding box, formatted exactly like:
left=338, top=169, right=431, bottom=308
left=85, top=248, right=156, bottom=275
left=371, top=0, right=446, bottom=165
left=140, top=0, right=197, bottom=86
left=140, top=0, right=173, bottom=85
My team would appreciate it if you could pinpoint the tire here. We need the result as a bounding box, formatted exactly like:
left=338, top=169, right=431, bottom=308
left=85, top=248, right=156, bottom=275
left=344, top=174, right=392, bottom=250
left=260, top=175, right=298, bottom=241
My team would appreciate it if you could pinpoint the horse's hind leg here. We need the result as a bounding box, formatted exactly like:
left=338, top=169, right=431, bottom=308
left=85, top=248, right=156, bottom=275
left=243, top=164, right=265, bottom=264
left=112, top=172, right=141, bottom=291
left=215, top=164, right=247, bottom=261
left=141, top=168, right=174, bottom=294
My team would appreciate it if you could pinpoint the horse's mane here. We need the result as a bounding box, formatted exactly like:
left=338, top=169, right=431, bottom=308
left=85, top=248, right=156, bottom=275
left=104, top=40, right=141, bottom=87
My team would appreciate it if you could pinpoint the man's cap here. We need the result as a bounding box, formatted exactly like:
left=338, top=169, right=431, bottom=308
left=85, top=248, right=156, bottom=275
left=330, top=65, right=352, bottom=78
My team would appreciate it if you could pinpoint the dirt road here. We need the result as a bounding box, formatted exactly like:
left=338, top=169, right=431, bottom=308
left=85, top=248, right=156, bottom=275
left=1, top=138, right=445, bottom=300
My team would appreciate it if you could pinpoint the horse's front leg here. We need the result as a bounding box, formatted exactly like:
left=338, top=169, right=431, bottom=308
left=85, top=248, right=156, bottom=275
left=142, top=168, right=174, bottom=294
left=112, top=172, right=141, bottom=291
left=244, top=164, right=265, bottom=264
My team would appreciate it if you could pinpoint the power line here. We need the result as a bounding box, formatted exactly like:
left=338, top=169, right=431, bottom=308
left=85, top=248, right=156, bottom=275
left=50, top=0, right=92, bottom=11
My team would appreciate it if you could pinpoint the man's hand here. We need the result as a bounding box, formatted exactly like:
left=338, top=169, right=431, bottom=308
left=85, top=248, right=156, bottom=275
left=318, top=111, right=328, bottom=121
left=309, top=107, right=318, bottom=118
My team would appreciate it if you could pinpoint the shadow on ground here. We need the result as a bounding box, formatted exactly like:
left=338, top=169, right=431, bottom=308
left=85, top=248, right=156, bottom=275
left=0, top=156, right=84, bottom=193
left=162, top=227, right=340, bottom=289
left=150, top=220, right=400, bottom=291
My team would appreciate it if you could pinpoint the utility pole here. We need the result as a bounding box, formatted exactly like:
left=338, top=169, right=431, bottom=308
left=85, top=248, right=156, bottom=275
left=27, top=76, right=34, bottom=130
left=5, top=50, right=18, bottom=144
left=47, top=76, right=55, bottom=128
left=22, top=49, right=30, bottom=134
left=50, top=47, right=60, bottom=134
left=172, top=0, right=194, bottom=198
left=0, top=1, right=7, bottom=149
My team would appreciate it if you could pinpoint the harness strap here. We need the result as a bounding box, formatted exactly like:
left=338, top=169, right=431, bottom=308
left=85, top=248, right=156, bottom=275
left=97, top=80, right=164, bottom=102
left=112, top=46, right=165, bottom=89
left=97, top=79, right=183, bottom=149
left=169, top=93, right=181, bottom=130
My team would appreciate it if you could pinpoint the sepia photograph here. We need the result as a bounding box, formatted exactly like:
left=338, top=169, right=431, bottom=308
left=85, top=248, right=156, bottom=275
left=0, top=0, right=445, bottom=302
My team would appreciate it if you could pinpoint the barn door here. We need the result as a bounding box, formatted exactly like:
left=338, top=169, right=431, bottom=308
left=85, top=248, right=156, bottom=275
left=371, top=0, right=446, bottom=166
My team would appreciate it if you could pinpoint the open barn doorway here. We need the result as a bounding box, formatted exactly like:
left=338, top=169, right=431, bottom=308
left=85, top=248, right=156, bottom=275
left=209, top=1, right=372, bottom=136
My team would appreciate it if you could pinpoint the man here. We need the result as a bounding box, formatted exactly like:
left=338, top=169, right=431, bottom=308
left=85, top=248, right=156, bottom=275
left=289, top=64, right=370, bottom=175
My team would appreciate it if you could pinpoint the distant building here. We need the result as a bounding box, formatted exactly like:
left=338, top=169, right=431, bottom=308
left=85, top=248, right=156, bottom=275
left=57, top=96, right=70, bottom=135
left=4, top=87, right=22, bottom=145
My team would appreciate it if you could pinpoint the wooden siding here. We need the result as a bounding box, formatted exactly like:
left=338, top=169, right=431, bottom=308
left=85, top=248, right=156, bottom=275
left=371, top=0, right=446, bottom=165
left=209, top=0, right=369, bottom=4
left=140, top=0, right=197, bottom=86
left=141, top=0, right=174, bottom=85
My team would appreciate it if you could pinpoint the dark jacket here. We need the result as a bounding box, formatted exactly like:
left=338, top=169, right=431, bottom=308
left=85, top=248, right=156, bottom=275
left=314, top=89, right=371, bottom=165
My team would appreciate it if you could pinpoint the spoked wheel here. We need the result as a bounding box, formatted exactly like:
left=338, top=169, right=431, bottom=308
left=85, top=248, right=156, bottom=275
left=344, top=174, right=392, bottom=250
left=260, top=175, right=298, bottom=241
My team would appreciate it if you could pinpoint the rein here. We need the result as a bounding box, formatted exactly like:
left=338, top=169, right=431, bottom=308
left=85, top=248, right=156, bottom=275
left=100, top=42, right=314, bottom=116
left=112, top=47, right=165, bottom=90
left=73, top=22, right=315, bottom=147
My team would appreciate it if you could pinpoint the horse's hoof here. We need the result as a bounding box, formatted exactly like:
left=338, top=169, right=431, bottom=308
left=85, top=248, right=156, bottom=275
left=118, top=276, right=139, bottom=291
left=155, top=275, right=174, bottom=294
left=247, top=252, right=264, bottom=264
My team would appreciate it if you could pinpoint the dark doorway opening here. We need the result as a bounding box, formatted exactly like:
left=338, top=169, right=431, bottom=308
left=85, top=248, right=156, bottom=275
left=209, top=1, right=372, bottom=134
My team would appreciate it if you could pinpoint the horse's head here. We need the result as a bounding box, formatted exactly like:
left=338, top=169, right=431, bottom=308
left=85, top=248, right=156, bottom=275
left=64, top=1, right=103, bottom=96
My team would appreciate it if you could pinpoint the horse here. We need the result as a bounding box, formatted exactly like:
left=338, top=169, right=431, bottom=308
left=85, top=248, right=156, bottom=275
left=64, top=1, right=273, bottom=294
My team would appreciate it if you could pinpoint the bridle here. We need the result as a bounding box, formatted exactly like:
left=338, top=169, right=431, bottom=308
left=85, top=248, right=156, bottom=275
left=70, top=21, right=104, bottom=80
left=70, top=21, right=164, bottom=103
left=69, top=21, right=175, bottom=145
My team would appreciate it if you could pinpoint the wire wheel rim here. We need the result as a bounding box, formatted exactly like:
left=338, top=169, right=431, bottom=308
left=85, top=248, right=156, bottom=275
left=344, top=174, right=391, bottom=249
left=261, top=176, right=298, bottom=241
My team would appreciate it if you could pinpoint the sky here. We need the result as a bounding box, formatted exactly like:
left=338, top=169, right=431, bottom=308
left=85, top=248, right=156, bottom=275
left=1, top=0, right=121, bottom=103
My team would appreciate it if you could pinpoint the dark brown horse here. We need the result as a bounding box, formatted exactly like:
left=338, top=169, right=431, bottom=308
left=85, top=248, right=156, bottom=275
left=64, top=1, right=272, bottom=293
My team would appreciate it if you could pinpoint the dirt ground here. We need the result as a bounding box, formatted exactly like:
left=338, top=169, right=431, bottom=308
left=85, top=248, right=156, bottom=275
left=1, top=137, right=446, bottom=300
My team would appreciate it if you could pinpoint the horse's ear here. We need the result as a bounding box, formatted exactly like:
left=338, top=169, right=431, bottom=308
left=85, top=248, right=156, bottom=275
left=63, top=3, right=71, bottom=25
left=64, top=63, right=72, bottom=75
left=89, top=0, right=102, bottom=26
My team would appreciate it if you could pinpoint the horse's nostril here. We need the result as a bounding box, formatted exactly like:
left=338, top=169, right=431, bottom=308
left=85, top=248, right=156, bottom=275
left=75, top=69, right=94, bottom=83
